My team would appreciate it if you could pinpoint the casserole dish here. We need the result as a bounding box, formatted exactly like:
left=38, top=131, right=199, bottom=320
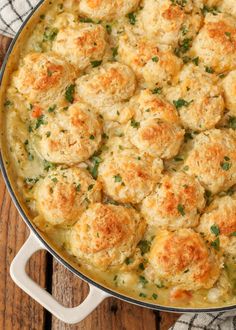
left=1, top=0, right=236, bottom=324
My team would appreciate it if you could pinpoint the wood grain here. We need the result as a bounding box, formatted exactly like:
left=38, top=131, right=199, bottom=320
left=51, top=260, right=158, bottom=330
left=0, top=34, right=179, bottom=330
left=0, top=174, right=48, bottom=330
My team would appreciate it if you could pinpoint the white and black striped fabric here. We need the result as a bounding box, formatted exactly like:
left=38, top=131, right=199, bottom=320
left=0, top=1, right=236, bottom=329
left=0, top=0, right=39, bottom=38
left=170, top=310, right=236, bottom=330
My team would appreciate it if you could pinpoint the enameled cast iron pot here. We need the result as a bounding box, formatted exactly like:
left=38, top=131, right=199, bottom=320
left=0, top=0, right=236, bottom=324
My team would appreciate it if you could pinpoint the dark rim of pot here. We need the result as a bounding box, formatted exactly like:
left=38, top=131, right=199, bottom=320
left=0, top=0, right=235, bottom=314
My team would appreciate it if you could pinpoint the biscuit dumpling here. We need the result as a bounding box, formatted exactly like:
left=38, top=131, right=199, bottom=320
left=118, top=34, right=182, bottom=89
left=145, top=229, right=221, bottom=291
left=32, top=102, right=102, bottom=164
left=13, top=52, right=76, bottom=109
left=35, top=167, right=102, bottom=227
left=166, top=64, right=224, bottom=131
left=140, top=0, right=202, bottom=47
left=70, top=203, right=146, bottom=269
left=78, top=0, right=140, bottom=21
left=52, top=23, right=107, bottom=70
left=197, top=195, right=236, bottom=256
left=98, top=138, right=163, bottom=204
left=184, top=129, right=236, bottom=194
left=192, top=13, right=236, bottom=73
left=142, top=172, right=205, bottom=230
left=76, top=62, right=136, bottom=119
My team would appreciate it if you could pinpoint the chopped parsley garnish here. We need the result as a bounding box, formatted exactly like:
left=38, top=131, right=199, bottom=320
left=24, top=177, right=39, bottom=185
left=210, top=224, right=220, bottom=237
left=35, top=115, right=45, bottom=129
left=174, top=156, right=183, bottom=162
left=139, top=263, right=145, bottom=270
left=152, top=56, right=159, bottom=62
left=89, top=135, right=95, bottom=140
left=89, top=156, right=102, bottom=179
left=139, top=275, right=148, bottom=287
left=205, top=66, right=214, bottom=74
left=65, top=84, right=75, bottom=103
left=225, top=31, right=232, bottom=39
left=76, top=183, right=81, bottom=192
left=46, top=131, right=51, bottom=138
left=139, top=292, right=147, bottom=298
left=177, top=204, right=185, bottom=216
left=4, top=100, right=13, bottom=107
left=138, top=240, right=151, bottom=255
left=88, top=184, right=94, bottom=191
left=201, top=5, right=219, bottom=16
left=43, top=27, right=58, bottom=41
left=192, top=57, right=199, bottom=66
left=211, top=237, right=220, bottom=251
left=48, top=105, right=56, bottom=113
left=204, top=190, right=212, bottom=206
left=114, top=174, right=122, bottom=183
left=170, top=0, right=187, bottom=7
left=43, top=160, right=56, bottom=172
left=102, top=133, right=109, bottom=139
left=112, top=47, right=118, bottom=59
left=152, top=87, right=162, bottom=94
left=125, top=257, right=133, bottom=265
left=219, top=73, right=226, bottom=79
left=106, top=24, right=112, bottom=34
left=156, top=281, right=165, bottom=289
left=51, top=177, right=58, bottom=183
left=127, top=12, right=136, bottom=25
left=173, top=98, right=192, bottom=109
left=91, top=60, right=102, bottom=68
left=220, top=157, right=232, bottom=171
left=152, top=293, right=158, bottom=300
left=228, top=116, right=236, bottom=130
left=79, top=17, right=94, bottom=23
left=230, top=232, right=236, bottom=237
left=130, top=118, right=140, bottom=129
left=174, top=38, right=192, bottom=57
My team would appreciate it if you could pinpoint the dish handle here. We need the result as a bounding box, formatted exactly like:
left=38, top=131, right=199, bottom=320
left=10, top=233, right=110, bottom=324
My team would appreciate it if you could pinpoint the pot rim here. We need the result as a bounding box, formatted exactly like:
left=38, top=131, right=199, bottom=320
left=0, top=0, right=235, bottom=313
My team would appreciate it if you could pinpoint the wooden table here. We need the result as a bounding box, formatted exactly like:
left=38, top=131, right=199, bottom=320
left=0, top=35, right=180, bottom=330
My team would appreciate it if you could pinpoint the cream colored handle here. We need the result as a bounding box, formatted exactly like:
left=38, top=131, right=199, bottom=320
left=10, top=233, right=110, bottom=324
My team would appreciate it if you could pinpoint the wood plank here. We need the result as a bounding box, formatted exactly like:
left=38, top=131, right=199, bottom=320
left=0, top=35, right=11, bottom=67
left=0, top=173, right=48, bottom=330
left=51, top=260, right=158, bottom=330
left=159, top=312, right=180, bottom=330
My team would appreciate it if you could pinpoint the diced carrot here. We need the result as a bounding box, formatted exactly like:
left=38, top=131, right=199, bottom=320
left=31, top=105, right=43, bottom=118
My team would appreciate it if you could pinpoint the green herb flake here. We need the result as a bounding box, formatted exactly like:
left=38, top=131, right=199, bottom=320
left=89, top=156, right=102, bottom=179
left=114, top=174, right=122, bottom=183
left=220, top=158, right=232, bottom=171
left=79, top=17, right=94, bottom=23
left=89, top=135, right=95, bottom=140
left=173, top=98, right=192, bottom=109
left=76, top=183, right=81, bottom=192
left=139, top=275, right=148, bottom=287
left=88, top=184, right=94, bottom=191
left=112, top=47, right=118, bottom=59
left=174, top=38, right=192, bottom=57
left=152, top=56, right=159, bottom=62
left=125, top=257, right=133, bottom=265
left=177, top=204, right=185, bottom=216
left=51, top=177, right=58, bottom=183
left=43, top=27, right=58, bottom=41
left=152, top=87, right=162, bottom=94
left=106, top=24, right=112, bottom=34
left=205, top=66, right=215, bottom=74
left=139, top=292, right=147, bottom=298
left=211, top=237, right=220, bottom=251
left=139, top=263, right=145, bottom=270
left=35, top=115, right=45, bottom=129
left=4, top=100, right=13, bottom=107
left=230, top=232, right=236, bottom=237
left=152, top=293, right=158, bottom=300
left=46, top=131, right=51, bottom=138
left=127, top=12, right=136, bottom=25
left=228, top=116, right=236, bottom=130
left=91, top=60, right=102, bottom=68
left=43, top=160, right=56, bottom=172
left=192, top=57, right=199, bottom=66
left=48, top=105, right=56, bottom=113
left=138, top=240, right=151, bottom=256
left=65, top=84, right=75, bottom=103
left=210, top=224, right=220, bottom=237
left=130, top=118, right=140, bottom=129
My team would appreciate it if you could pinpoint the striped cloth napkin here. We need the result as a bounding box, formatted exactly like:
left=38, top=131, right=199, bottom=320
left=0, top=1, right=236, bottom=329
